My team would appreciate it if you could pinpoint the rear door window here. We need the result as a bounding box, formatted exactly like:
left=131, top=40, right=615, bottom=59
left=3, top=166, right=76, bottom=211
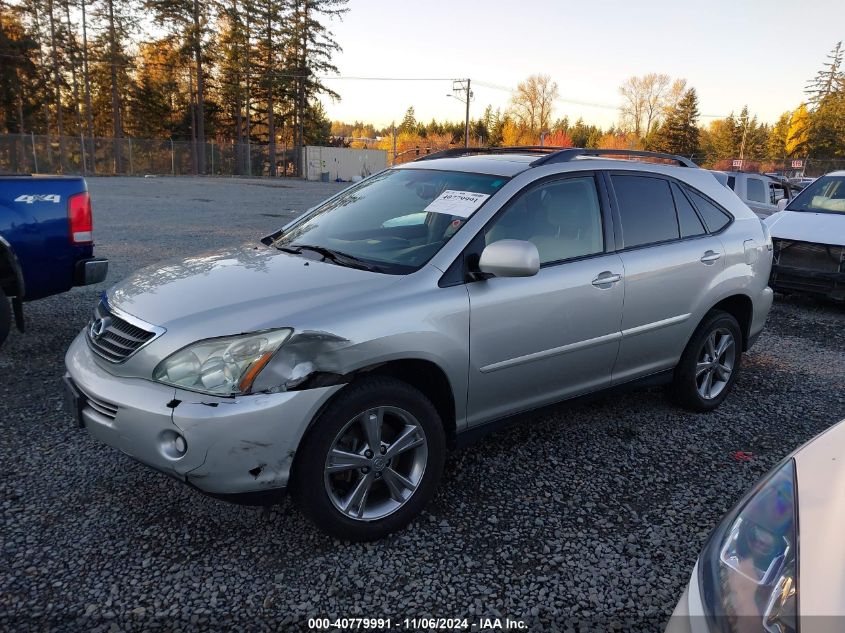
left=611, top=175, right=680, bottom=248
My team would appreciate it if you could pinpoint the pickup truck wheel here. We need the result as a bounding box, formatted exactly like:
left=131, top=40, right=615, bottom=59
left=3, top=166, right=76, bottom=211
left=292, top=377, right=445, bottom=541
left=0, top=288, right=11, bottom=347
left=671, top=310, right=742, bottom=412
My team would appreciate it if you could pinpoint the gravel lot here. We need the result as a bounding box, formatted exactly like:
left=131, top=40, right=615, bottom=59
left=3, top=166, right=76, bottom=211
left=2, top=176, right=844, bottom=632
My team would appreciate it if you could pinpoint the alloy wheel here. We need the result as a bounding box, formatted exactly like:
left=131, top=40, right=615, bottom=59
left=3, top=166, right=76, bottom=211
left=696, top=328, right=736, bottom=400
left=324, top=406, right=428, bottom=521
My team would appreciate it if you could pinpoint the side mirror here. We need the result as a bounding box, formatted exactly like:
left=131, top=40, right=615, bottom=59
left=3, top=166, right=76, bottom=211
left=777, top=198, right=789, bottom=211
left=478, top=240, right=540, bottom=278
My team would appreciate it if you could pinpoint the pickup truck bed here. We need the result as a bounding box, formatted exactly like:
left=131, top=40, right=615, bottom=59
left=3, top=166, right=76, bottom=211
left=0, top=175, right=108, bottom=346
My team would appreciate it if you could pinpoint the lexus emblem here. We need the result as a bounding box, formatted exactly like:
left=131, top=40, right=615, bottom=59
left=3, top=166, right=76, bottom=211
left=89, top=317, right=109, bottom=339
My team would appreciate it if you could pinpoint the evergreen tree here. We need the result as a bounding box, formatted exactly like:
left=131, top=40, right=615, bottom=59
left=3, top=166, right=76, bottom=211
left=805, top=41, right=843, bottom=109
left=144, top=0, right=214, bottom=173
left=653, top=88, right=700, bottom=157
left=398, top=106, right=416, bottom=134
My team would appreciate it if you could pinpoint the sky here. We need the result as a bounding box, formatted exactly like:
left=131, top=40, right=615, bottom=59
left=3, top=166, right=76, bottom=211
left=317, top=0, right=844, bottom=130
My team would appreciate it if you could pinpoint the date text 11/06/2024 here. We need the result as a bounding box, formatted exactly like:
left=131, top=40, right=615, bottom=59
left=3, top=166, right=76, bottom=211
left=308, top=617, right=529, bottom=630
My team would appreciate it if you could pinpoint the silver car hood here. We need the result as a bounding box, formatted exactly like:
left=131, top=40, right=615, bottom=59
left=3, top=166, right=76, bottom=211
left=764, top=210, right=845, bottom=246
left=108, top=244, right=401, bottom=335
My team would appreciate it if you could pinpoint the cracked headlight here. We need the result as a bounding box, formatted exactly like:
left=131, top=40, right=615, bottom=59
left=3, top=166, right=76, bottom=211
left=153, top=329, right=292, bottom=396
left=699, top=459, right=798, bottom=633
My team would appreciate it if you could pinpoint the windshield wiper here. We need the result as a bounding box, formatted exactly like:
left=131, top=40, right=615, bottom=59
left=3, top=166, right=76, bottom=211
left=280, top=243, right=383, bottom=272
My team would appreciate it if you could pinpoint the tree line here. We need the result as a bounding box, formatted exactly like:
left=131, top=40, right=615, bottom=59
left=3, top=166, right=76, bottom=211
left=334, top=43, right=845, bottom=170
left=0, top=0, right=348, bottom=175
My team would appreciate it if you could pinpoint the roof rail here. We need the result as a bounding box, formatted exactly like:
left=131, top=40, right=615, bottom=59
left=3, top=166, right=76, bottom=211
left=531, top=148, right=698, bottom=168
left=413, top=146, right=564, bottom=162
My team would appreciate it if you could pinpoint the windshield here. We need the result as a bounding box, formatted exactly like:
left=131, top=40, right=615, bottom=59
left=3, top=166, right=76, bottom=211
left=786, top=175, right=845, bottom=214
left=273, top=168, right=508, bottom=273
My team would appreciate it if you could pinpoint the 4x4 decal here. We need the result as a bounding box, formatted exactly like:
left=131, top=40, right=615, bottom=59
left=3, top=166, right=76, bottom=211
left=15, top=194, right=61, bottom=204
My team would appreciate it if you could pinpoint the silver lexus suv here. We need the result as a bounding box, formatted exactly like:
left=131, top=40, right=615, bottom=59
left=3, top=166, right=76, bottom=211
left=64, top=148, right=774, bottom=541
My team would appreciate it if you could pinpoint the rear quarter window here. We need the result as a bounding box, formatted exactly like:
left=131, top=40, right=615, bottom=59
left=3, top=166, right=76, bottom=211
left=670, top=183, right=706, bottom=238
left=686, top=189, right=732, bottom=233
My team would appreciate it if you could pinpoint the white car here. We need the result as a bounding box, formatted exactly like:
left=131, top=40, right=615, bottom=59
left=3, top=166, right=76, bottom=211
left=764, top=171, right=845, bottom=302
left=667, top=418, right=845, bottom=633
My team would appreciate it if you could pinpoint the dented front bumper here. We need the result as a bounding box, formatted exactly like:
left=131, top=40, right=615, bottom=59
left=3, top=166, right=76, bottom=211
left=64, top=332, right=342, bottom=500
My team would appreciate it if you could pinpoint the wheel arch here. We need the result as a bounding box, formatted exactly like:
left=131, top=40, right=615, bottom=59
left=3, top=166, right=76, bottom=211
left=0, top=234, right=25, bottom=298
left=303, top=358, right=458, bottom=445
left=707, top=293, right=754, bottom=351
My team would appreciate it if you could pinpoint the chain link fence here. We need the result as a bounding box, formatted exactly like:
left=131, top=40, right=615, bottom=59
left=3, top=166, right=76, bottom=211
left=0, top=134, right=301, bottom=177
left=1, top=133, right=843, bottom=177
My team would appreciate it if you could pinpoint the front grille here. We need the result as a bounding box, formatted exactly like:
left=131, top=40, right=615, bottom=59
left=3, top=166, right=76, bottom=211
left=78, top=386, right=119, bottom=420
left=86, top=301, right=158, bottom=363
left=774, top=239, right=844, bottom=273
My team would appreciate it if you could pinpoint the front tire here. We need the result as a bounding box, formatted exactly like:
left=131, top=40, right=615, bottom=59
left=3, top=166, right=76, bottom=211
left=671, top=310, right=742, bottom=412
left=292, top=377, right=445, bottom=541
left=0, top=288, right=11, bottom=348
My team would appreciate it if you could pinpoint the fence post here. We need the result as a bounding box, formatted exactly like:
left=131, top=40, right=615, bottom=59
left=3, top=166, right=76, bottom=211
left=210, top=140, right=214, bottom=175
left=128, top=137, right=133, bottom=175
left=80, top=134, right=87, bottom=174
left=247, top=139, right=251, bottom=177
left=31, top=132, right=38, bottom=174
left=170, top=139, right=175, bottom=175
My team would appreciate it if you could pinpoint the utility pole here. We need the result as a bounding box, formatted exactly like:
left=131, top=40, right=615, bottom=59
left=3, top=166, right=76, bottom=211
left=450, top=79, right=472, bottom=148
left=464, top=78, right=471, bottom=148
left=738, top=113, right=749, bottom=162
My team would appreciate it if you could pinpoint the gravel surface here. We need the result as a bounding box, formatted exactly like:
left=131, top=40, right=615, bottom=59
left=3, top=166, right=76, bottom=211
left=1, top=176, right=844, bottom=632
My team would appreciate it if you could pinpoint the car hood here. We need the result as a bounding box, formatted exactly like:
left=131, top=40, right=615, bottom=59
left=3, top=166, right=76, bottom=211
left=108, top=244, right=402, bottom=333
left=794, top=418, right=845, bottom=619
left=764, top=210, right=845, bottom=246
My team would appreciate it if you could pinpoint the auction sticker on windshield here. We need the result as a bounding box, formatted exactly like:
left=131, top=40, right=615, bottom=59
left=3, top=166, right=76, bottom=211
left=423, top=190, right=491, bottom=218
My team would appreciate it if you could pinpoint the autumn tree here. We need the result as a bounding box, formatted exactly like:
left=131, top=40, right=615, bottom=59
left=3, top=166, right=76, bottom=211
left=767, top=111, right=791, bottom=159
left=509, top=73, right=558, bottom=136
left=786, top=104, right=810, bottom=156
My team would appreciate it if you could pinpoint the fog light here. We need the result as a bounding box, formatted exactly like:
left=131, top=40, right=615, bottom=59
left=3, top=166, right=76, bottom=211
left=174, top=435, right=187, bottom=455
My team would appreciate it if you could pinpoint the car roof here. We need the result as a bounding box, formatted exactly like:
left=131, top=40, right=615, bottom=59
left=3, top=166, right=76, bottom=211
left=397, top=151, right=713, bottom=182
left=396, top=154, right=537, bottom=177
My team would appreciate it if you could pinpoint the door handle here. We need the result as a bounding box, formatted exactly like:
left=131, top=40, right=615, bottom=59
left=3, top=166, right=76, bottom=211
left=591, top=272, right=622, bottom=287
left=700, top=250, right=722, bottom=264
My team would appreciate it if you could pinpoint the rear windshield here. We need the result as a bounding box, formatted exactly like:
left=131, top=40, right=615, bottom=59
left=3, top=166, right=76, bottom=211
left=274, top=168, right=508, bottom=273
left=786, top=175, right=845, bottom=214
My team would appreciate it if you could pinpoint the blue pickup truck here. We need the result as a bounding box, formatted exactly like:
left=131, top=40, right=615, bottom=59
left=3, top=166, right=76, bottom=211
left=0, top=176, right=108, bottom=347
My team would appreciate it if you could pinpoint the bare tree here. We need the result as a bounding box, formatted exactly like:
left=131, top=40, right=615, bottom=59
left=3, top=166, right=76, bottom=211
left=510, top=74, right=559, bottom=135
left=619, top=73, right=673, bottom=138
left=663, top=78, right=688, bottom=115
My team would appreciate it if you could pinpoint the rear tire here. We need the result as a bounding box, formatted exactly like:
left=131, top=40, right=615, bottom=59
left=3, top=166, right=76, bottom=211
left=291, top=377, right=445, bottom=541
left=671, top=310, right=742, bottom=412
left=0, top=289, right=11, bottom=348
